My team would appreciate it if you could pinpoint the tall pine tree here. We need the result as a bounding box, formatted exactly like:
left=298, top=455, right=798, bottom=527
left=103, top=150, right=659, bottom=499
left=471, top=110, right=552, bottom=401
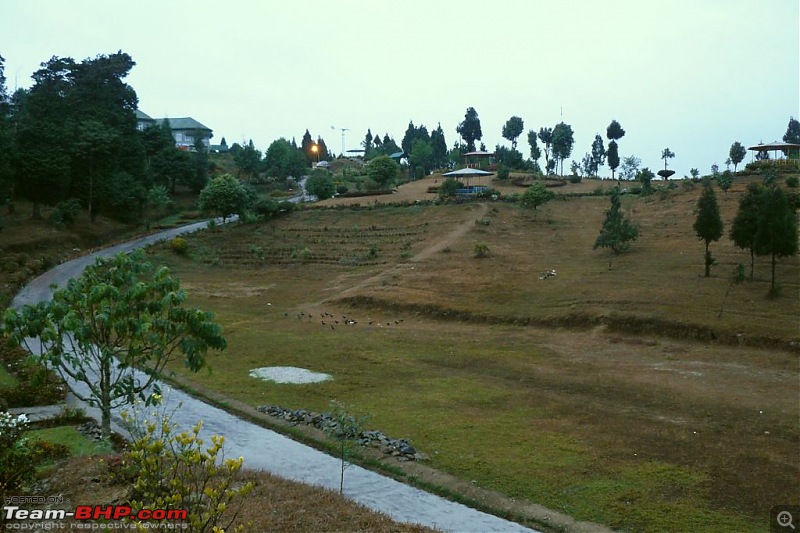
left=693, top=180, right=723, bottom=277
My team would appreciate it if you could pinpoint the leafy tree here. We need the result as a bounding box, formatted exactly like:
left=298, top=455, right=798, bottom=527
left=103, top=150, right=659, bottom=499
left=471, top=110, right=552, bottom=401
left=606, top=120, right=625, bottom=142
left=494, top=145, right=525, bottom=170
left=234, top=139, right=262, bottom=182
left=620, top=155, right=641, bottom=181
left=637, top=167, right=655, bottom=195
left=754, top=186, right=798, bottom=290
left=538, top=127, right=555, bottom=174
left=3, top=250, right=227, bottom=438
left=189, top=134, right=210, bottom=193
left=527, top=130, right=541, bottom=172
left=316, top=136, right=330, bottom=161
left=366, top=155, right=399, bottom=188
left=661, top=147, right=675, bottom=171
left=594, top=188, right=639, bottom=254
left=144, top=185, right=170, bottom=229
left=783, top=116, right=800, bottom=144
left=501, top=116, right=524, bottom=150
left=304, top=172, right=335, bottom=200
left=607, top=141, right=620, bottom=181
left=264, top=138, right=305, bottom=180
left=590, top=134, right=606, bottom=177
left=606, top=120, right=625, bottom=180
left=430, top=123, right=448, bottom=169
left=361, top=128, right=373, bottom=158
left=456, top=107, right=482, bottom=152
left=410, top=139, right=434, bottom=176
left=301, top=129, right=315, bottom=166
left=551, top=122, right=575, bottom=176
left=693, top=180, right=723, bottom=277
left=15, top=57, right=76, bottom=218
left=151, top=142, right=194, bottom=194
left=579, top=153, right=592, bottom=178
left=730, top=182, right=763, bottom=279
left=520, top=181, right=555, bottom=211
left=0, top=55, right=15, bottom=212
left=729, top=141, right=747, bottom=172
left=199, top=173, right=250, bottom=222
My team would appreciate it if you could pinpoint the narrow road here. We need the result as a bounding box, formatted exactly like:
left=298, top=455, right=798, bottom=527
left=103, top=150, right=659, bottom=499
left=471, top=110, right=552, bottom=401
left=11, top=215, right=536, bottom=533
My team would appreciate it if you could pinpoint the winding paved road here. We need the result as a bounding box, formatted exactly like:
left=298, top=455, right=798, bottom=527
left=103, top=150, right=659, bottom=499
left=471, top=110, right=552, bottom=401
left=11, top=216, right=536, bottom=533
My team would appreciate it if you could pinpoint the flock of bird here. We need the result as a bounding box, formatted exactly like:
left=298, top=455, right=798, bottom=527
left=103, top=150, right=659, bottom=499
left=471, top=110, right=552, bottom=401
left=285, top=310, right=404, bottom=330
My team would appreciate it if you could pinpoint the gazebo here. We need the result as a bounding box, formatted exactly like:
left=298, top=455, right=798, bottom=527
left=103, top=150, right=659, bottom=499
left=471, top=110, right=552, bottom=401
left=442, top=167, right=494, bottom=189
left=462, top=150, right=495, bottom=170
left=747, top=141, right=800, bottom=164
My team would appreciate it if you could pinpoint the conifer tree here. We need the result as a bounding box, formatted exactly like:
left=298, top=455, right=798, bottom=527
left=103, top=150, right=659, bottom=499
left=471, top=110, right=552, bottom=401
left=594, top=188, right=639, bottom=254
left=693, top=180, right=723, bottom=277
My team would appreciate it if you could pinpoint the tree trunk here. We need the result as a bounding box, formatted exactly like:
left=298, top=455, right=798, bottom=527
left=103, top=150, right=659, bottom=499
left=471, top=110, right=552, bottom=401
left=704, top=241, right=711, bottom=277
left=32, top=201, right=41, bottom=220
left=771, top=252, right=776, bottom=290
left=101, top=358, right=112, bottom=439
left=749, top=248, right=755, bottom=280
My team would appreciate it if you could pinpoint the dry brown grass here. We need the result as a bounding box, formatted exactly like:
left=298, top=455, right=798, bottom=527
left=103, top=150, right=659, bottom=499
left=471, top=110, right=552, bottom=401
left=24, top=455, right=434, bottom=532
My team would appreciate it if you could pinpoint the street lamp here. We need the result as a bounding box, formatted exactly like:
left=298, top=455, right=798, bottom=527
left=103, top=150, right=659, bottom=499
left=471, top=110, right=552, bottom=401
left=311, top=144, right=319, bottom=166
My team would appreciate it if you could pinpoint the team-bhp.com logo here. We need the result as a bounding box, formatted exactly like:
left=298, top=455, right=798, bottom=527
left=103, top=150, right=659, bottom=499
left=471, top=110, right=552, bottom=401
left=3, top=503, right=188, bottom=529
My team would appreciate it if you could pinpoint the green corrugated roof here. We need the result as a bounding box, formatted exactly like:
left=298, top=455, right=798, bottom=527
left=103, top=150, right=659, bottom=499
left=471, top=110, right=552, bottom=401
left=155, top=117, right=212, bottom=132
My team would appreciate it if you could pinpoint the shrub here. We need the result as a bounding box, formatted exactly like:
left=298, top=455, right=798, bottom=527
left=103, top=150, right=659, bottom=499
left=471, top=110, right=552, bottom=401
left=786, top=175, right=799, bottom=188
left=569, top=174, right=582, bottom=184
left=336, top=184, right=349, bottom=195
left=473, top=242, right=490, bottom=258
left=169, top=237, right=188, bottom=256
left=0, top=412, right=36, bottom=505
left=496, top=165, right=510, bottom=180
left=49, top=199, right=83, bottom=229
left=120, top=402, right=253, bottom=532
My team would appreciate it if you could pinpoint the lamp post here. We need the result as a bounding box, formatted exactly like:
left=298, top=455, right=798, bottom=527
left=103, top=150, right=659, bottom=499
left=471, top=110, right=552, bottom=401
left=311, top=144, right=319, bottom=166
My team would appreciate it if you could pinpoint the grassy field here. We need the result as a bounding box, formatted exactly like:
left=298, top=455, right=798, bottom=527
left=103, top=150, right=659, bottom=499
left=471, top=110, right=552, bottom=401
left=146, top=173, right=799, bottom=532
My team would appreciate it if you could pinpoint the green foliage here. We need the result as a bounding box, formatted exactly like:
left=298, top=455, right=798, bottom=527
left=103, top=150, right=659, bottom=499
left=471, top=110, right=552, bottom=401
left=494, top=145, right=525, bottom=170
left=590, top=134, right=606, bottom=177
left=594, top=188, right=639, bottom=254
left=120, top=401, right=253, bottom=532
left=783, top=116, right=800, bottom=144
left=2, top=250, right=226, bottom=438
left=520, top=182, right=556, bottom=211
left=199, top=173, right=250, bottom=222
left=305, top=173, right=336, bottom=200
left=169, top=237, right=189, bottom=255
left=551, top=122, right=575, bottom=176
left=606, top=119, right=626, bottom=141
left=730, top=182, right=763, bottom=280
left=717, top=170, right=734, bottom=192
left=365, top=155, right=400, bottom=188
left=753, top=186, right=798, bottom=290
left=233, top=139, right=262, bottom=181
left=607, top=140, right=620, bottom=180
left=264, top=138, right=305, bottom=180
left=693, top=181, right=723, bottom=277
left=456, top=107, right=482, bottom=152
left=49, top=198, right=83, bottom=229
left=619, top=155, right=640, bottom=182
left=661, top=147, right=675, bottom=171
left=785, top=175, right=798, bottom=188
left=0, top=412, right=36, bottom=505
left=473, top=242, right=490, bottom=258
left=502, top=116, right=524, bottom=150
left=323, top=401, right=366, bottom=494
left=729, top=141, right=746, bottom=171
left=410, top=139, right=434, bottom=175
left=438, top=177, right=464, bottom=199
left=496, top=165, right=510, bottom=180
left=636, top=167, right=655, bottom=195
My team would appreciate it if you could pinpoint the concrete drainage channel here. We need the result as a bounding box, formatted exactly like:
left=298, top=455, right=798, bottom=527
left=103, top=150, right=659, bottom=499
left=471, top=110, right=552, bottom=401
left=10, top=222, right=539, bottom=533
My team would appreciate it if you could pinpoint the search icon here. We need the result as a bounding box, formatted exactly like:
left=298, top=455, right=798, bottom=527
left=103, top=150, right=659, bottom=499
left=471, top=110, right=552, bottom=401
left=778, top=510, right=795, bottom=530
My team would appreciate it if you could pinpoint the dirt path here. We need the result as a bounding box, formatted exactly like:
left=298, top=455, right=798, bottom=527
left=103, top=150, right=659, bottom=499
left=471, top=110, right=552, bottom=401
left=329, top=202, right=489, bottom=302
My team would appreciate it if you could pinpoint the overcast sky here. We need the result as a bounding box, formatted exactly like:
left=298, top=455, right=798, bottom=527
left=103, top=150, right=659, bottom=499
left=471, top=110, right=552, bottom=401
left=2, top=0, right=798, bottom=176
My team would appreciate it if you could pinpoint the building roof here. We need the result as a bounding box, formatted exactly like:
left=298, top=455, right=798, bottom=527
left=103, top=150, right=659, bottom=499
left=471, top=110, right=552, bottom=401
left=155, top=117, right=212, bottom=132
left=135, top=109, right=155, bottom=122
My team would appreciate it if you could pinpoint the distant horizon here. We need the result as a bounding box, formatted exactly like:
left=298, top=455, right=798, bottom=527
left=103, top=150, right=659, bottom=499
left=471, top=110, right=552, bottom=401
left=2, top=0, right=798, bottom=177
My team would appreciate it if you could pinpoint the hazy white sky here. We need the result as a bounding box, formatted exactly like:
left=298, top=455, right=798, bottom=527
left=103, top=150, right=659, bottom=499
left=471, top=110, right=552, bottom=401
left=2, top=0, right=798, bottom=176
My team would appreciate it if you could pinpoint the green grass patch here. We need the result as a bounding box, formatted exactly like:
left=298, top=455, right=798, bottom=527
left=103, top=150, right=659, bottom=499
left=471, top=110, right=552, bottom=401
left=0, top=363, right=19, bottom=388
left=26, top=426, right=114, bottom=457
